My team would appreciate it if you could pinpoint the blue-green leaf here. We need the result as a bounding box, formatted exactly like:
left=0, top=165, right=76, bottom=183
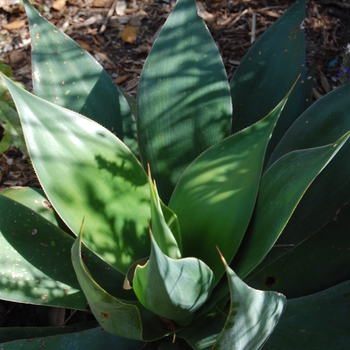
left=137, top=0, right=232, bottom=203
left=25, top=1, right=137, bottom=153
left=212, top=253, right=286, bottom=350
left=246, top=202, right=350, bottom=299
left=71, top=222, right=167, bottom=341
left=148, top=166, right=182, bottom=259
left=230, top=0, right=306, bottom=162
left=169, top=90, right=291, bottom=282
left=0, top=194, right=86, bottom=309
left=232, top=131, right=350, bottom=279
left=133, top=231, right=214, bottom=327
left=0, top=72, right=150, bottom=274
left=0, top=194, right=133, bottom=308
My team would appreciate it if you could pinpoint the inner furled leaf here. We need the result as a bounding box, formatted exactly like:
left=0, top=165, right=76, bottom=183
left=212, top=251, right=286, bottom=350
left=133, top=230, right=214, bottom=327
left=1, top=73, right=150, bottom=274
left=24, top=1, right=137, bottom=153
left=137, top=0, right=232, bottom=203
left=169, top=87, right=293, bottom=283
left=71, top=222, right=168, bottom=341
left=148, top=165, right=182, bottom=258
left=232, top=131, right=350, bottom=280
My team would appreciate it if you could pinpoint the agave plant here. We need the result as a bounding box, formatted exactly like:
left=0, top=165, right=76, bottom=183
left=1, top=0, right=350, bottom=348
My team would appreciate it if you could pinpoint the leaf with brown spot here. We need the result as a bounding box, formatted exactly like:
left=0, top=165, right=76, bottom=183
left=52, top=0, right=66, bottom=11
left=114, top=75, right=129, bottom=85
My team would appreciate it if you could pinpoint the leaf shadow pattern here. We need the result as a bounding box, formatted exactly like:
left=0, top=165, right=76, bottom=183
left=137, top=0, right=232, bottom=204
left=0, top=194, right=136, bottom=309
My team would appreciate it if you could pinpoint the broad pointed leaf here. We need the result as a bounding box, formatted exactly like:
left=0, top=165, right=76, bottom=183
left=263, top=281, right=350, bottom=349
left=232, top=131, right=350, bottom=279
left=148, top=167, right=181, bottom=259
left=0, top=195, right=86, bottom=309
left=268, top=82, right=350, bottom=164
left=161, top=200, right=182, bottom=254
left=246, top=202, right=350, bottom=298
left=169, top=91, right=291, bottom=282
left=0, top=326, right=147, bottom=350
left=230, top=0, right=306, bottom=162
left=212, top=253, right=286, bottom=350
left=0, top=194, right=132, bottom=309
left=71, top=223, right=167, bottom=341
left=133, top=231, right=214, bottom=327
left=1, top=73, right=150, bottom=274
left=252, top=83, right=350, bottom=288
left=25, top=1, right=137, bottom=153
left=137, top=0, right=232, bottom=203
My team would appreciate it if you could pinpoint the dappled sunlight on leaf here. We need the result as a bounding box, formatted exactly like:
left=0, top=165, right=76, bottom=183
left=137, top=0, right=232, bottom=203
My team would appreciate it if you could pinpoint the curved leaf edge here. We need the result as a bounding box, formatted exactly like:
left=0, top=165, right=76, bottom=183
left=71, top=220, right=169, bottom=341
left=133, top=229, right=215, bottom=328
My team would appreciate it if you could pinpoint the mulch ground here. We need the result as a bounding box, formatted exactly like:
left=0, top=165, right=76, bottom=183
left=0, top=0, right=350, bottom=328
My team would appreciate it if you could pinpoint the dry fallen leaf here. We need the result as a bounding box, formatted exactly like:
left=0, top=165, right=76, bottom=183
left=95, top=52, right=115, bottom=66
left=75, top=39, right=90, bottom=51
left=197, top=2, right=215, bottom=22
left=121, top=25, right=138, bottom=44
left=92, top=0, right=114, bottom=8
left=81, top=16, right=98, bottom=27
left=312, top=88, right=323, bottom=100
left=135, top=43, right=151, bottom=54
left=319, top=71, right=331, bottom=93
left=52, top=0, right=66, bottom=11
left=3, top=19, right=26, bottom=31
left=114, top=75, right=128, bottom=85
